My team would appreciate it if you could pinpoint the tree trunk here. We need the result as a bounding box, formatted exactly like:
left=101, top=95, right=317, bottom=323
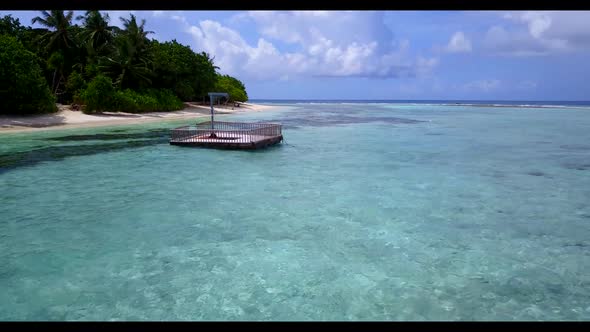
left=119, top=69, right=126, bottom=90
left=51, top=69, right=58, bottom=95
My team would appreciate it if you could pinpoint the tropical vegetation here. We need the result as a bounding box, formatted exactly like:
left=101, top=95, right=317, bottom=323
left=0, top=11, right=248, bottom=115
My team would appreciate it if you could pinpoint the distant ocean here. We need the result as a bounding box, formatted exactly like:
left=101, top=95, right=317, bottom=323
left=251, top=99, right=590, bottom=108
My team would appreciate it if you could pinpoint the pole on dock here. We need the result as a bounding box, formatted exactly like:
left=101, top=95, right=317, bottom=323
left=207, top=92, right=228, bottom=138
left=210, top=95, right=214, bottom=129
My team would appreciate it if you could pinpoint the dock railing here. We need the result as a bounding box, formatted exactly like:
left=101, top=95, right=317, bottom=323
left=170, top=121, right=282, bottom=144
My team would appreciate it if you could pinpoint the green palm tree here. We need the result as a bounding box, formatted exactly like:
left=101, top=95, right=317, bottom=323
left=32, top=10, right=77, bottom=95
left=99, top=14, right=154, bottom=89
left=31, top=10, right=75, bottom=53
left=77, top=11, right=119, bottom=56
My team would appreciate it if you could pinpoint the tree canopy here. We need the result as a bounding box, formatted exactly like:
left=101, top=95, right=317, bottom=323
left=0, top=34, right=56, bottom=114
left=0, top=11, right=249, bottom=115
left=215, top=74, right=248, bottom=103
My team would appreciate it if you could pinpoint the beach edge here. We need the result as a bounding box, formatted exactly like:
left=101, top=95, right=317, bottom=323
left=0, top=102, right=279, bottom=133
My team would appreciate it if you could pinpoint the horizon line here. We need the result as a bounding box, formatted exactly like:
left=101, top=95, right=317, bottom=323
left=248, top=99, right=590, bottom=102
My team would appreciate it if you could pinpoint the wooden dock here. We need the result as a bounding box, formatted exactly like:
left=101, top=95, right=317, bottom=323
left=170, top=121, right=283, bottom=150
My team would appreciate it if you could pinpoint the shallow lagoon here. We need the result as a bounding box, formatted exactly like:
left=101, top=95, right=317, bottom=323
left=1, top=103, right=590, bottom=320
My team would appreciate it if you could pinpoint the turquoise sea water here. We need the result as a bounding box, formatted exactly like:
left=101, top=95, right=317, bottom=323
left=1, top=103, right=590, bottom=320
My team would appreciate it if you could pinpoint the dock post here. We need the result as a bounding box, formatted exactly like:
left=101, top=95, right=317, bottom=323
left=210, top=96, right=214, bottom=130
left=207, top=92, right=229, bottom=138
left=209, top=95, right=218, bottom=138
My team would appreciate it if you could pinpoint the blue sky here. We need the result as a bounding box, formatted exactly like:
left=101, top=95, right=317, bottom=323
left=3, top=10, right=590, bottom=100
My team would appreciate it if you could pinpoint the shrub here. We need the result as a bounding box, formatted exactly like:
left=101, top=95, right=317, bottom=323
left=111, top=90, right=136, bottom=113
left=148, top=89, right=184, bottom=111
left=127, top=90, right=158, bottom=112
left=66, top=70, right=86, bottom=96
left=137, top=93, right=160, bottom=112
left=79, top=74, right=115, bottom=113
left=109, top=89, right=183, bottom=113
left=78, top=76, right=183, bottom=113
left=0, top=34, right=56, bottom=115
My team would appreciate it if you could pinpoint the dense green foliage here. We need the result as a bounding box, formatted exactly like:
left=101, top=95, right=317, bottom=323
left=151, top=40, right=218, bottom=101
left=0, top=11, right=248, bottom=115
left=0, top=34, right=56, bottom=115
left=0, top=15, right=27, bottom=40
left=78, top=74, right=114, bottom=112
left=111, top=89, right=184, bottom=113
left=79, top=75, right=183, bottom=113
left=215, top=75, right=248, bottom=102
left=66, top=70, right=86, bottom=97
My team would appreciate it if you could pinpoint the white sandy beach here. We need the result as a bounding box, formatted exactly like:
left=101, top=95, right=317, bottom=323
left=0, top=102, right=277, bottom=133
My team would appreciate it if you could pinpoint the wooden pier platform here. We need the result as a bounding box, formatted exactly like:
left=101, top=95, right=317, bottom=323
left=170, top=121, right=283, bottom=150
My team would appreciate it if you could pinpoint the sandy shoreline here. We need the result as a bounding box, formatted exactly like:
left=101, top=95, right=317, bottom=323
left=0, top=102, right=277, bottom=133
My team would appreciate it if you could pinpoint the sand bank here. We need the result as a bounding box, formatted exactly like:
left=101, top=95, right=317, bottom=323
left=0, top=102, right=277, bottom=133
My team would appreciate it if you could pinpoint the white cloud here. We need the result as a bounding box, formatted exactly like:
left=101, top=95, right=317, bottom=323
left=520, top=12, right=552, bottom=39
left=445, top=31, right=472, bottom=53
left=245, top=11, right=404, bottom=57
left=485, top=11, right=590, bottom=56
left=517, top=80, right=538, bottom=90
left=484, top=25, right=557, bottom=56
left=178, top=11, right=438, bottom=81
left=171, top=15, right=187, bottom=25
left=462, top=79, right=501, bottom=92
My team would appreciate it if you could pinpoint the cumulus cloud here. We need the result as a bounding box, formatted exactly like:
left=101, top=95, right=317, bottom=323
left=246, top=11, right=394, bottom=51
left=485, top=11, right=590, bottom=56
left=484, top=26, right=549, bottom=56
left=176, top=11, right=439, bottom=80
left=445, top=31, right=472, bottom=53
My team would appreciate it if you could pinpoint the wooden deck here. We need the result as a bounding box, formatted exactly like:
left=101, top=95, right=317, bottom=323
left=169, top=121, right=283, bottom=150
